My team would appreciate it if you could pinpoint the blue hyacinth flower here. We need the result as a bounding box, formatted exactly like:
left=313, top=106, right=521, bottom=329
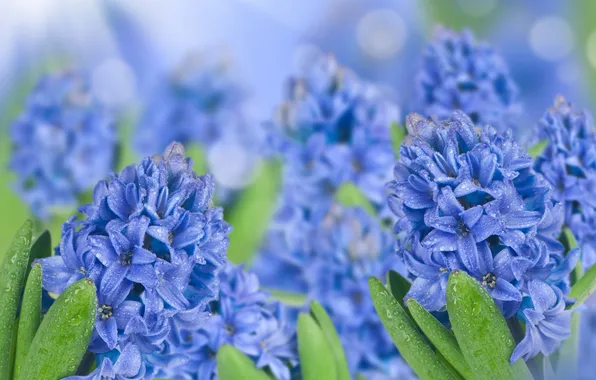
left=533, top=96, right=596, bottom=269
left=154, top=264, right=297, bottom=380
left=387, top=111, right=573, bottom=362
left=416, top=27, right=521, bottom=135
left=9, top=71, right=116, bottom=219
left=39, top=142, right=231, bottom=377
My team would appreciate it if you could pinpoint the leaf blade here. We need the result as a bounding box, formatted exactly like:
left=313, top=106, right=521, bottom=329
left=28, top=230, right=51, bottom=268
left=386, top=270, right=411, bottom=310
left=446, top=271, right=532, bottom=380
left=217, top=345, right=272, bottom=380
left=18, top=278, right=97, bottom=380
left=310, top=301, right=351, bottom=380
left=407, top=298, right=473, bottom=380
left=569, top=261, right=596, bottom=309
left=297, top=313, right=337, bottom=380
left=13, top=262, right=42, bottom=379
left=368, top=277, right=456, bottom=380
left=0, top=219, right=33, bottom=379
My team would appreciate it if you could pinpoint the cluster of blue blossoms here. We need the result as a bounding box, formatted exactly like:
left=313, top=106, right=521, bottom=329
left=387, top=111, right=578, bottom=362
left=534, top=96, right=596, bottom=270
left=268, top=53, right=399, bottom=209
left=40, top=142, right=296, bottom=379
left=254, top=53, right=414, bottom=377
left=9, top=71, right=116, bottom=220
left=135, top=53, right=265, bottom=202
left=417, top=27, right=521, bottom=135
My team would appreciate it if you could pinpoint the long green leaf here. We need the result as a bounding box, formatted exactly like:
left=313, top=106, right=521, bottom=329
left=217, top=345, right=272, bottom=380
left=13, top=262, right=42, bottom=379
left=227, top=159, right=281, bottom=264
left=18, top=278, right=97, bottom=380
left=446, top=271, right=532, bottom=380
left=0, top=219, right=33, bottom=379
left=569, top=264, right=596, bottom=309
left=310, top=301, right=351, bottom=380
left=407, top=298, right=473, bottom=380
left=386, top=270, right=411, bottom=310
left=369, top=277, right=456, bottom=380
left=297, top=313, right=337, bottom=380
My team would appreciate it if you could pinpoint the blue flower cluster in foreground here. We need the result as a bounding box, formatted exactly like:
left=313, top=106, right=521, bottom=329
left=387, top=111, right=578, bottom=362
left=534, top=96, right=596, bottom=269
left=254, top=54, right=413, bottom=378
left=9, top=71, right=116, bottom=220
left=417, top=27, right=521, bottom=135
left=39, top=143, right=295, bottom=379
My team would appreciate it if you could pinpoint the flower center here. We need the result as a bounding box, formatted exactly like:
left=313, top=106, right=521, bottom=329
left=98, top=304, right=113, bottom=320
left=120, top=251, right=133, bottom=266
left=457, top=220, right=470, bottom=236
left=481, top=273, right=497, bottom=289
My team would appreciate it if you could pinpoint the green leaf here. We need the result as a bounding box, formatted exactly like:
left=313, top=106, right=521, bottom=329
left=446, top=271, right=532, bottom=380
left=406, top=298, right=473, bottom=380
left=13, top=262, right=42, bottom=379
left=528, top=140, right=548, bottom=158
left=309, top=301, right=351, bottom=380
left=335, top=182, right=376, bottom=216
left=569, top=263, right=596, bottom=309
left=267, top=288, right=307, bottom=307
left=28, top=230, right=51, bottom=267
left=368, top=277, right=456, bottom=380
left=18, top=278, right=97, bottom=380
left=297, top=313, right=337, bottom=380
left=0, top=219, right=33, bottom=379
left=227, top=159, right=281, bottom=264
left=217, top=345, right=272, bottom=380
left=386, top=270, right=411, bottom=310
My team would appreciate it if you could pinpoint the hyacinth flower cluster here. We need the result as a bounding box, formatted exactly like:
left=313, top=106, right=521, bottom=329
left=135, top=53, right=265, bottom=199
left=161, top=264, right=298, bottom=380
left=416, top=27, right=521, bottom=135
left=386, top=111, right=578, bottom=362
left=37, top=142, right=237, bottom=378
left=533, top=96, right=596, bottom=269
left=269, top=53, right=399, bottom=209
left=9, top=71, right=116, bottom=220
